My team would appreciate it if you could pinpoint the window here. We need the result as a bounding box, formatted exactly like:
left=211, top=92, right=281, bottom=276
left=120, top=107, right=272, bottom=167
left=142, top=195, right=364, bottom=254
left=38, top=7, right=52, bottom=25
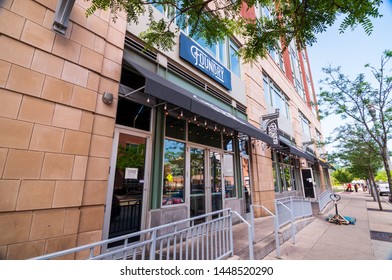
left=263, top=74, right=291, bottom=119
left=224, top=153, right=236, bottom=198
left=223, top=134, right=236, bottom=198
left=162, top=139, right=185, bottom=206
left=229, top=40, right=240, bottom=76
left=154, top=2, right=241, bottom=76
left=256, top=3, right=284, bottom=72
left=289, top=41, right=305, bottom=101
left=272, top=152, right=300, bottom=192
left=299, top=112, right=311, bottom=138
left=165, top=115, right=186, bottom=140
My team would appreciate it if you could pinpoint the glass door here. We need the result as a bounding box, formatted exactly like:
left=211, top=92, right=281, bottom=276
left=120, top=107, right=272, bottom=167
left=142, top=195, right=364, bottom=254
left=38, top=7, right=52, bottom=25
left=209, top=151, right=223, bottom=213
left=106, top=132, right=149, bottom=246
left=190, top=147, right=206, bottom=219
left=241, top=157, right=252, bottom=217
left=189, top=148, right=223, bottom=220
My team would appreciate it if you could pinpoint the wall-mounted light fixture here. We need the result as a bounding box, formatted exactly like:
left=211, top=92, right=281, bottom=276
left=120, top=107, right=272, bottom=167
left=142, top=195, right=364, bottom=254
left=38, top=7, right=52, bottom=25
left=102, top=92, right=114, bottom=105
left=53, top=0, right=76, bottom=35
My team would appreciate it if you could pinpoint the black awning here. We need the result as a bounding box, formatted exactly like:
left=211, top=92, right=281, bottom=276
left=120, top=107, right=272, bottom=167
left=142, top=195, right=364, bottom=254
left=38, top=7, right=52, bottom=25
left=123, top=58, right=275, bottom=145
left=279, top=137, right=315, bottom=162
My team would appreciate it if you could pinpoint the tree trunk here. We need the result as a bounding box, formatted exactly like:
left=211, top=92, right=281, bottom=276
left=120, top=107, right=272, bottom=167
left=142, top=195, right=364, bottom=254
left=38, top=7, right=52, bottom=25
left=381, top=146, right=392, bottom=195
left=370, top=172, right=383, bottom=211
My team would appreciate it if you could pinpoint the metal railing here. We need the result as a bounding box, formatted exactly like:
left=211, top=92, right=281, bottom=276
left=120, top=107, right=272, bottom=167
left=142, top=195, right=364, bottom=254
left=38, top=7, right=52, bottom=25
left=231, top=210, right=254, bottom=260
left=31, top=208, right=247, bottom=260
left=250, top=205, right=281, bottom=258
left=318, top=189, right=333, bottom=213
left=251, top=196, right=313, bottom=259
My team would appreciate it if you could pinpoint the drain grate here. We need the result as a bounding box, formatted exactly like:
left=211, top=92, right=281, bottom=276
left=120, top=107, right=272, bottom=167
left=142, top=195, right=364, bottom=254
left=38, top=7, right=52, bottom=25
left=370, top=230, right=392, bottom=242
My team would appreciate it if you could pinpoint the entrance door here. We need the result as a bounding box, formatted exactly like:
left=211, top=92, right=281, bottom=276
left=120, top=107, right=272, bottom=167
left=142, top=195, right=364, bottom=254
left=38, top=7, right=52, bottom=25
left=241, top=157, right=252, bottom=218
left=104, top=130, right=150, bottom=245
left=189, top=148, right=223, bottom=219
left=209, top=151, right=223, bottom=214
left=190, top=147, right=206, bottom=218
left=301, top=168, right=315, bottom=198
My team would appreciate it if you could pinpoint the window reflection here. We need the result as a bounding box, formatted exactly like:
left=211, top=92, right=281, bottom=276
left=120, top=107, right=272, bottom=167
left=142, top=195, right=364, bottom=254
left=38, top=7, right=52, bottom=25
left=162, top=139, right=185, bottom=205
left=224, top=153, right=236, bottom=198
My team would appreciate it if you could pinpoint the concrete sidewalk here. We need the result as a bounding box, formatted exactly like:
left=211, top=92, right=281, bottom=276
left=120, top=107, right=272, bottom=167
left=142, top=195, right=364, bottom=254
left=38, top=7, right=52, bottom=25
left=232, top=191, right=392, bottom=260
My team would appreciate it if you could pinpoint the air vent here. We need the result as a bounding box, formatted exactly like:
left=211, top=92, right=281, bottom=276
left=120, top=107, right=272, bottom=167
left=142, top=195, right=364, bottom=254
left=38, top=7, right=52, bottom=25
left=167, top=62, right=205, bottom=89
left=206, top=85, right=231, bottom=104
left=124, top=36, right=157, bottom=61
left=236, top=103, right=247, bottom=115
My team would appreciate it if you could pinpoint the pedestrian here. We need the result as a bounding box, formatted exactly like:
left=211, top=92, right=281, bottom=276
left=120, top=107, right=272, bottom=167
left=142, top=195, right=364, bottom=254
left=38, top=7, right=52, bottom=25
left=347, top=182, right=352, bottom=192
left=354, top=184, right=358, bottom=192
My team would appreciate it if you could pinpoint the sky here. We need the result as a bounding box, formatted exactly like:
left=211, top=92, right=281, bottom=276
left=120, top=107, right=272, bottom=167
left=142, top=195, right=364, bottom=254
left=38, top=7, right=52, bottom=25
left=307, top=1, right=392, bottom=153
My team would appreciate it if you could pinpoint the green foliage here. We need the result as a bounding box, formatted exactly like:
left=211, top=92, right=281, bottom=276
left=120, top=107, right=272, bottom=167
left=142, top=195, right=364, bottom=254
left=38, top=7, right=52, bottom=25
left=84, top=0, right=382, bottom=62
left=318, top=50, right=392, bottom=184
left=375, top=169, right=389, bottom=182
left=332, top=169, right=354, bottom=184
left=116, top=144, right=145, bottom=169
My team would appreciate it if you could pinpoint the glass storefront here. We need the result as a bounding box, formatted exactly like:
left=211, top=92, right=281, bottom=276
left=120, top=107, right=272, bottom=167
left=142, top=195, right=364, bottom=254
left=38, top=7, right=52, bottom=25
left=163, top=114, right=241, bottom=217
left=162, top=139, right=186, bottom=205
left=272, top=151, right=301, bottom=193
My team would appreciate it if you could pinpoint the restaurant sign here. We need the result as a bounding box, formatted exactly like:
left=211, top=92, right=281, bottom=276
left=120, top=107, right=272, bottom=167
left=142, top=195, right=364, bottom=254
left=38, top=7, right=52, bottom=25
left=179, top=33, right=232, bottom=90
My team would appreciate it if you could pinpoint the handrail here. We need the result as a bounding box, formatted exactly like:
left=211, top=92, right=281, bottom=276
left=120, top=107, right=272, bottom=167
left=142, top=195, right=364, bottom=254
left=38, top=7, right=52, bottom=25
left=31, top=208, right=233, bottom=260
left=231, top=211, right=254, bottom=260
left=318, top=189, right=333, bottom=213
left=275, top=200, right=296, bottom=245
left=251, top=196, right=312, bottom=259
left=250, top=204, right=281, bottom=259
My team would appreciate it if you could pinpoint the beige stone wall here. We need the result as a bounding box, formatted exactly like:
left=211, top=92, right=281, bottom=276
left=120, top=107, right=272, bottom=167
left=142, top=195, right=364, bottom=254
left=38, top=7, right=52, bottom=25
left=0, top=0, right=126, bottom=259
left=243, top=51, right=326, bottom=216
left=243, top=61, right=276, bottom=216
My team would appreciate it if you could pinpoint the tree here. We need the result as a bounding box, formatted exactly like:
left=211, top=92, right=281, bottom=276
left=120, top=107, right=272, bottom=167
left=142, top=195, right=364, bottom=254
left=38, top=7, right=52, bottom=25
left=327, top=123, right=384, bottom=208
left=85, top=0, right=382, bottom=61
left=318, top=50, right=392, bottom=197
left=332, top=169, right=354, bottom=185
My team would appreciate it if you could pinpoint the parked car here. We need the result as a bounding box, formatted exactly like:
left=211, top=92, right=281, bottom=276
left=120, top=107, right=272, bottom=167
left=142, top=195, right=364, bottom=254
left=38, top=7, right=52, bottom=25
left=377, top=183, right=390, bottom=196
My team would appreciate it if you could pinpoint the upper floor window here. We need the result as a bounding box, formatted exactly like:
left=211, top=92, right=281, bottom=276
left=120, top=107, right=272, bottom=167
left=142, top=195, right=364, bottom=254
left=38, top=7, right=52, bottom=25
left=289, top=41, right=305, bottom=101
left=299, top=112, right=311, bottom=138
left=263, top=74, right=290, bottom=119
left=229, top=40, right=240, bottom=77
left=255, top=3, right=285, bottom=72
left=154, top=2, right=241, bottom=77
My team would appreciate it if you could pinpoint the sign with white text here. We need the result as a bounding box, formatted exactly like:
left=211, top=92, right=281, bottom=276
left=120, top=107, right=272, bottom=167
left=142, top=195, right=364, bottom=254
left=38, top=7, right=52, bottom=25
left=179, top=34, right=232, bottom=90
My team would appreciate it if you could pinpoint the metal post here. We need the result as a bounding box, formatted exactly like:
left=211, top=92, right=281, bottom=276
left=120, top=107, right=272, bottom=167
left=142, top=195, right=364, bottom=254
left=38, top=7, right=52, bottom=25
left=229, top=211, right=234, bottom=257
left=274, top=200, right=281, bottom=259
left=250, top=205, right=255, bottom=243
left=290, top=197, right=296, bottom=245
left=247, top=225, right=254, bottom=260
left=149, top=230, right=157, bottom=260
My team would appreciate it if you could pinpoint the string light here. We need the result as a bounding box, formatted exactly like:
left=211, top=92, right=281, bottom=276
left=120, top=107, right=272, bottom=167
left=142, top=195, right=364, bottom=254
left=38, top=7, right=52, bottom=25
left=147, top=97, right=150, bottom=103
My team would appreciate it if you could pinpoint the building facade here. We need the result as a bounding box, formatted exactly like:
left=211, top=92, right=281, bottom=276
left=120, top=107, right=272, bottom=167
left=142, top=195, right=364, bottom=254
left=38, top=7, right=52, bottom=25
left=0, top=0, right=331, bottom=259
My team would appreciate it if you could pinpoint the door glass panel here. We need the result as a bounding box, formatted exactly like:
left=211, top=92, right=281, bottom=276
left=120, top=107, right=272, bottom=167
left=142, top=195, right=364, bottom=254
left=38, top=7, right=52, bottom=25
left=190, top=148, right=205, bottom=218
left=224, top=153, right=236, bottom=198
left=210, top=151, right=222, bottom=212
left=162, top=139, right=185, bottom=205
left=242, top=157, right=251, bottom=214
left=109, top=134, right=146, bottom=243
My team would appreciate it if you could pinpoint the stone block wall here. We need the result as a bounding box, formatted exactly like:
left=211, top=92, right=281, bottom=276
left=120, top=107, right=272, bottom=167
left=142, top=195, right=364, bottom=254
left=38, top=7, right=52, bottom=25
left=0, top=0, right=126, bottom=259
